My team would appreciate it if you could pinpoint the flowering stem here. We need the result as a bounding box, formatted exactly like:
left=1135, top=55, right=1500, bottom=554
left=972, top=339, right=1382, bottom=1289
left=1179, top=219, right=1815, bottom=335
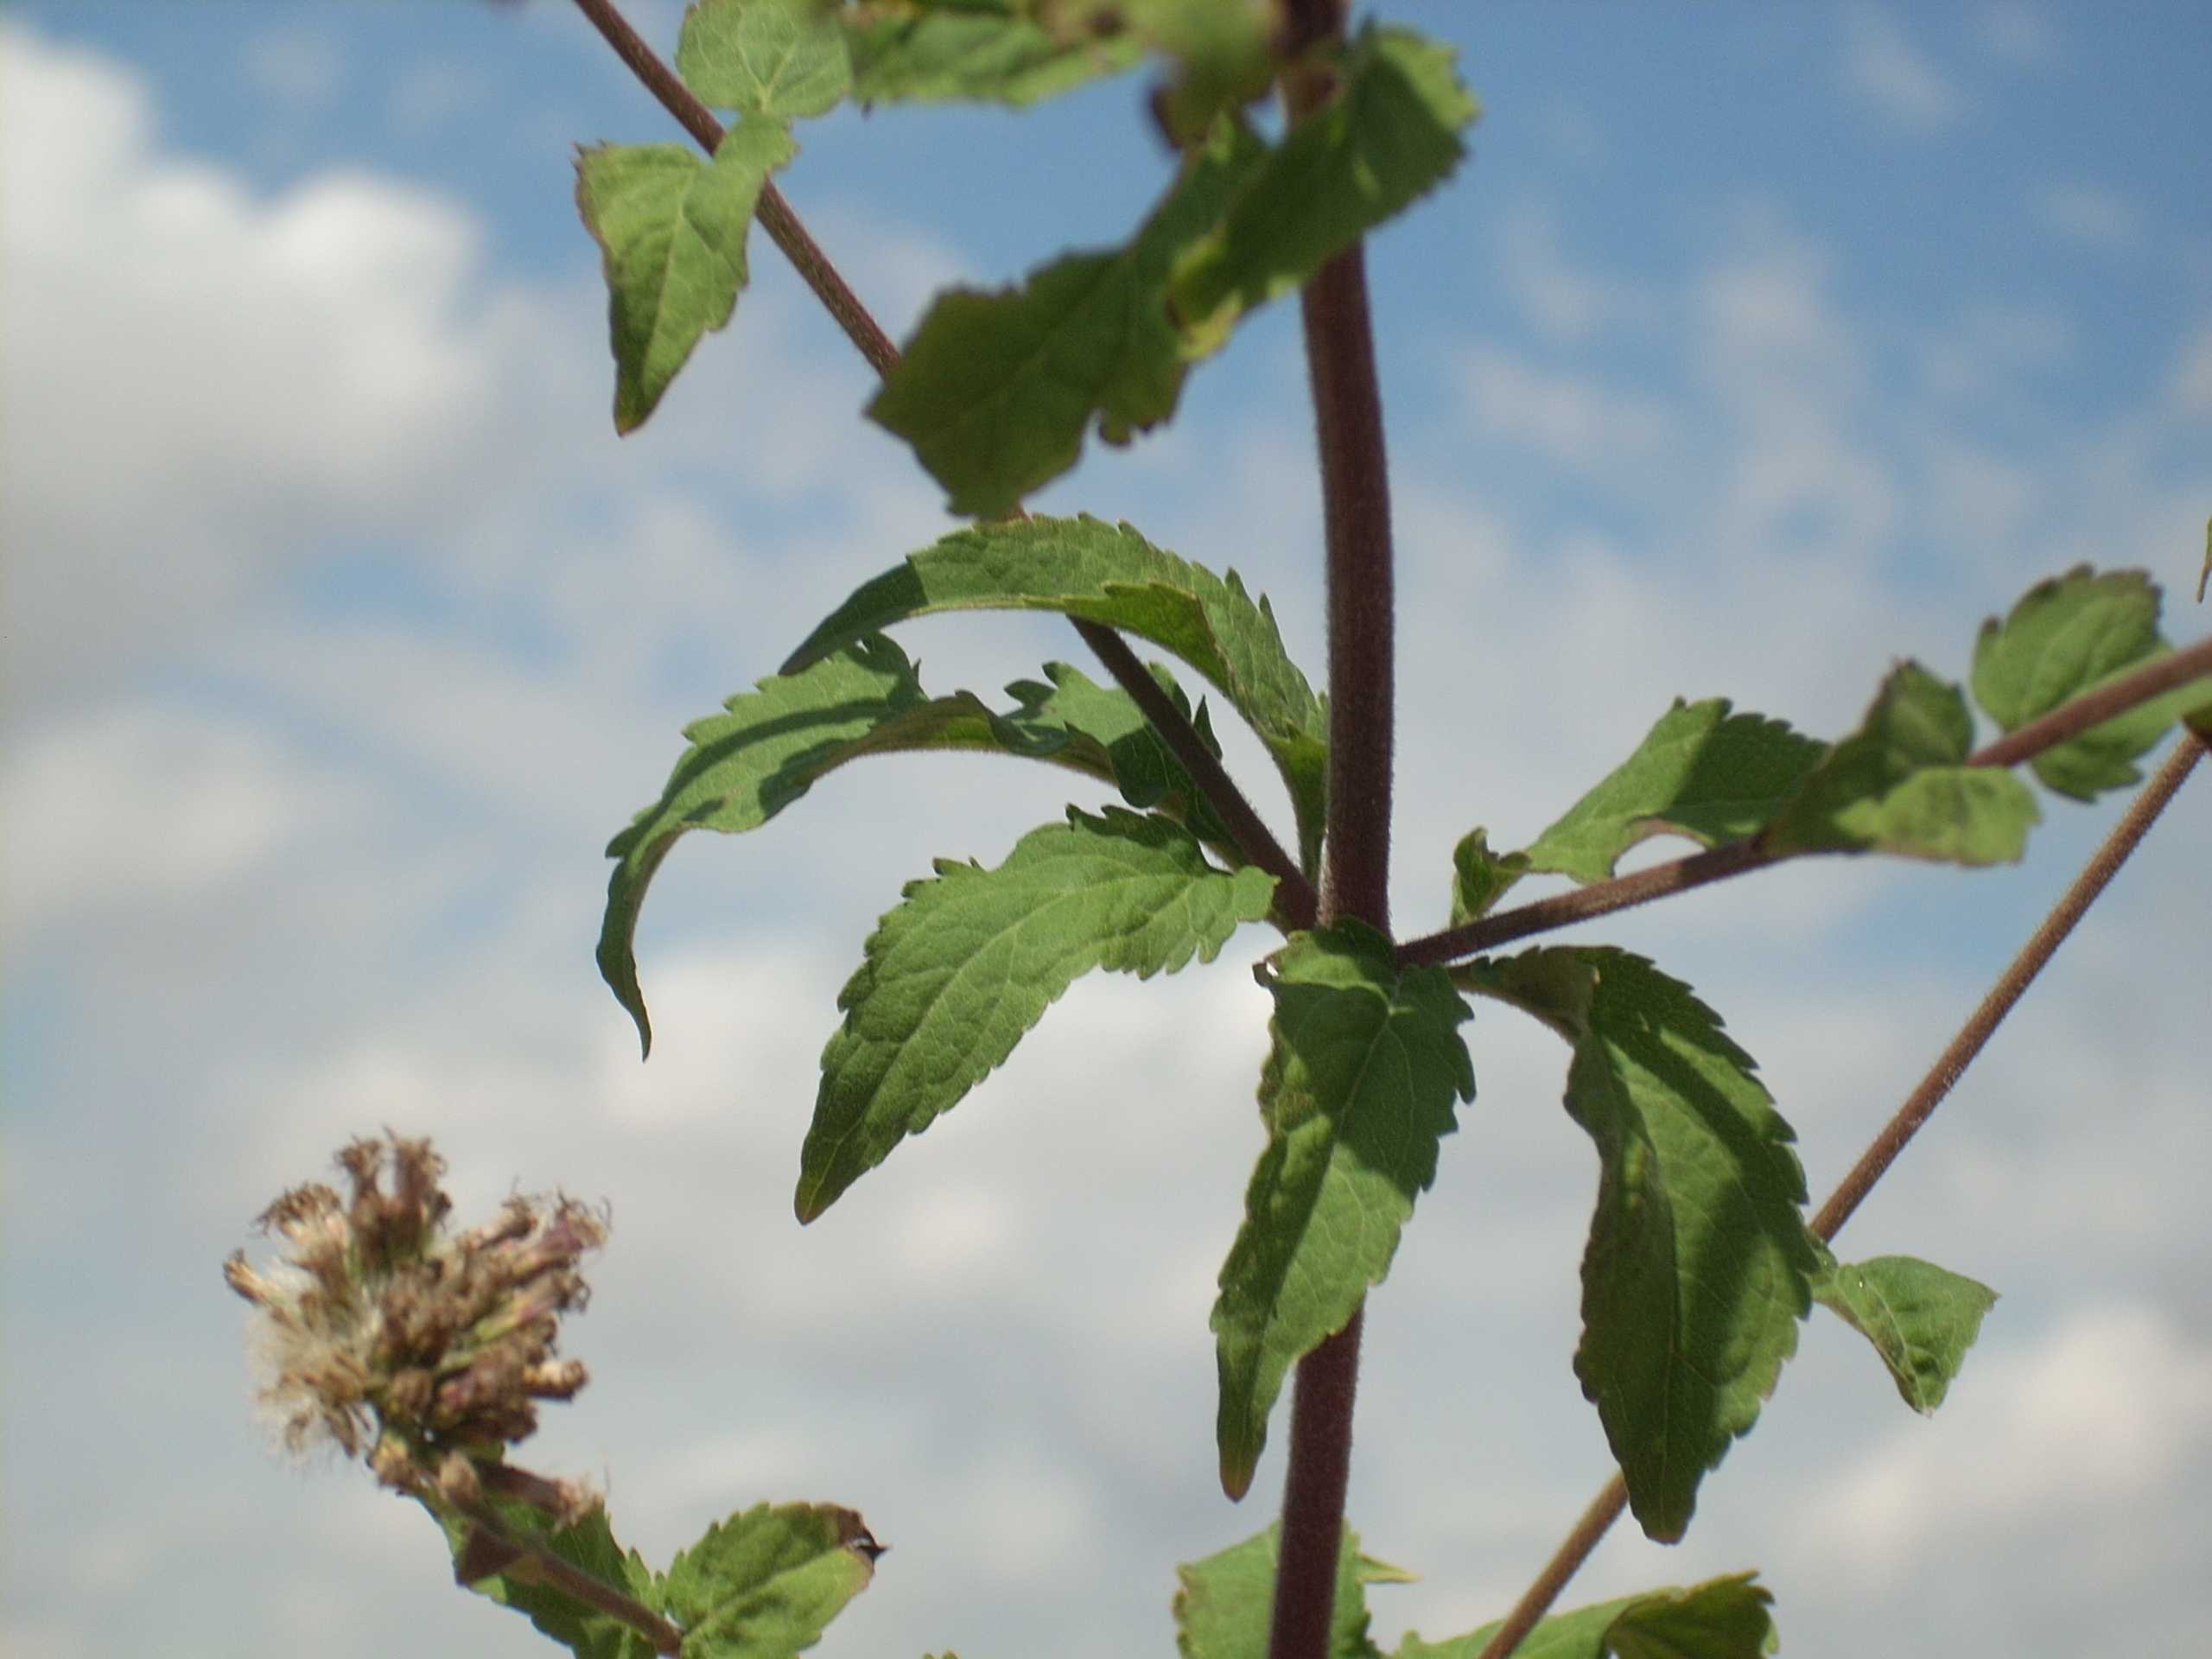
left=449, top=1494, right=686, bottom=1656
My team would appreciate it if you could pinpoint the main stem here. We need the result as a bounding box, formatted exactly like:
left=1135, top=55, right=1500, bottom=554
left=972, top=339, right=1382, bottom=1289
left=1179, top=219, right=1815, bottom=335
left=1270, top=25, right=1399, bottom=1659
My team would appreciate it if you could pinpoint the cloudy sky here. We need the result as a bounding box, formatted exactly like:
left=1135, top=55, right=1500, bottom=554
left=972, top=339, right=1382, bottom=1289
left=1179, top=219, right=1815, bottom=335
left=4, top=3, right=2209, bottom=1656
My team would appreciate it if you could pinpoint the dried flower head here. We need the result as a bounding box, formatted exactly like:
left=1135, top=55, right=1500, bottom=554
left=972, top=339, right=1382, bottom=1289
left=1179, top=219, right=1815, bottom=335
left=225, top=1133, right=607, bottom=1501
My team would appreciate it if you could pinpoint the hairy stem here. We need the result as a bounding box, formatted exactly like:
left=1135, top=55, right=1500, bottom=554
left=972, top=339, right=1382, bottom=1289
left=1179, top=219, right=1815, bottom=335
left=452, top=1497, right=685, bottom=1655
left=1400, top=639, right=2212, bottom=969
left=567, top=0, right=1314, bottom=915
left=1471, top=727, right=2205, bottom=1659
left=1269, top=13, right=1395, bottom=1659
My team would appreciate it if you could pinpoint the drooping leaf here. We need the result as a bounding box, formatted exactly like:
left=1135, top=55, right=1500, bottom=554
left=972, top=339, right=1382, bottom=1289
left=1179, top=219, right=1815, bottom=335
left=1396, top=1573, right=1776, bottom=1659
left=868, top=117, right=1266, bottom=518
left=1212, top=921, right=1474, bottom=1498
left=1813, top=1249, right=1998, bottom=1414
left=1520, top=700, right=1826, bottom=883
left=1447, top=827, right=1528, bottom=925
left=1174, top=1522, right=1414, bottom=1659
left=659, top=1503, right=879, bottom=1659
left=575, top=118, right=797, bottom=434
left=678, top=0, right=851, bottom=118
left=445, top=1498, right=664, bottom=1659
left=798, top=807, right=1275, bottom=1220
left=1760, top=662, right=2039, bottom=864
left=1009, top=659, right=1237, bottom=851
left=1464, top=949, right=1817, bottom=1542
left=783, top=515, right=1330, bottom=872
left=1168, top=26, right=1478, bottom=356
left=1970, top=563, right=2202, bottom=800
left=843, top=2, right=1147, bottom=107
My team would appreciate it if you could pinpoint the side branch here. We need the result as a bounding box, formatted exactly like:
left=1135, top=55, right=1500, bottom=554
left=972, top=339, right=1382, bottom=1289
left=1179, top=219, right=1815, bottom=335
left=1469, top=727, right=2205, bottom=1659
left=568, top=0, right=1310, bottom=914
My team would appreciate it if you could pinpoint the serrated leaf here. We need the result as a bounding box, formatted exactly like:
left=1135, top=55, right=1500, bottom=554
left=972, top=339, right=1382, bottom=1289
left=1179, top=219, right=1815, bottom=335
left=784, top=515, right=1330, bottom=872
left=678, top=0, right=851, bottom=118
left=1448, top=827, right=1528, bottom=925
left=660, top=1502, right=878, bottom=1659
left=1465, top=949, right=1816, bottom=1542
left=1212, top=921, right=1474, bottom=1498
left=798, top=806, right=1275, bottom=1219
left=1169, top=26, right=1477, bottom=354
left=1760, top=662, right=2040, bottom=864
left=1521, top=700, right=1826, bottom=883
left=868, top=117, right=1265, bottom=518
left=1397, top=1573, right=1776, bottom=1659
left=1010, top=659, right=1237, bottom=850
left=575, top=118, right=796, bottom=433
left=844, top=3, right=1147, bottom=106
left=1174, top=1522, right=1410, bottom=1659
left=1970, top=563, right=2200, bottom=800
left=1813, top=1249, right=1998, bottom=1413
left=445, top=1499, right=664, bottom=1659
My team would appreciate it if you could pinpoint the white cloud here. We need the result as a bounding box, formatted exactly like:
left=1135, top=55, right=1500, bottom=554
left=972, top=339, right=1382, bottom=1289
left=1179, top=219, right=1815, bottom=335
left=1453, top=346, right=1677, bottom=468
left=1916, top=300, right=2073, bottom=400
left=2033, top=181, right=2142, bottom=251
left=2167, top=318, right=2212, bottom=416
left=1494, top=204, right=1646, bottom=343
left=1840, top=6, right=1964, bottom=131
left=1979, top=3, right=2057, bottom=67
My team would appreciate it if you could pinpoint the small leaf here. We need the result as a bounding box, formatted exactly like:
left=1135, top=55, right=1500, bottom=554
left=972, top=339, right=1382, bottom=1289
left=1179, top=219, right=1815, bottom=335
left=1464, top=950, right=1817, bottom=1542
left=1813, top=1249, right=1998, bottom=1413
left=1970, top=563, right=2200, bottom=800
left=798, top=807, right=1275, bottom=1220
left=1396, top=1573, right=1777, bottom=1659
left=660, top=1502, right=877, bottom=1659
left=1213, top=921, right=1474, bottom=1498
left=1175, top=1522, right=1410, bottom=1659
left=868, top=117, right=1266, bottom=518
left=575, top=118, right=796, bottom=433
left=844, top=3, right=1146, bottom=107
left=1010, top=659, right=1238, bottom=851
left=678, top=0, right=851, bottom=118
left=1448, top=828, right=1527, bottom=925
left=1169, top=26, right=1478, bottom=354
left=445, top=1500, right=664, bottom=1659
left=1521, top=699, right=1825, bottom=883
left=784, top=515, right=1330, bottom=873
left=1761, top=662, right=2040, bottom=864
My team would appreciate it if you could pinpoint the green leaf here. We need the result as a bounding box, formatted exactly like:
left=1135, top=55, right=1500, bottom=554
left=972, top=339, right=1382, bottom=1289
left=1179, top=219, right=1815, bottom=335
left=1396, top=1573, right=1776, bottom=1659
left=678, top=0, right=851, bottom=118
left=446, top=1499, right=664, bottom=1659
left=1175, top=1522, right=1413, bottom=1659
left=1169, top=26, right=1478, bottom=355
left=1448, top=828, right=1528, bottom=925
left=660, top=1502, right=879, bottom=1659
left=1760, top=662, right=2040, bottom=864
left=1464, top=950, right=1817, bottom=1542
left=575, top=118, right=796, bottom=434
left=1010, top=659, right=1238, bottom=851
left=1970, top=563, right=2201, bottom=800
left=798, top=806, right=1275, bottom=1220
left=783, top=515, right=1330, bottom=872
left=1212, top=921, right=1474, bottom=1498
left=868, top=117, right=1266, bottom=518
left=844, top=3, right=1146, bottom=107
left=1813, top=1249, right=1998, bottom=1414
left=1521, top=700, right=1826, bottom=883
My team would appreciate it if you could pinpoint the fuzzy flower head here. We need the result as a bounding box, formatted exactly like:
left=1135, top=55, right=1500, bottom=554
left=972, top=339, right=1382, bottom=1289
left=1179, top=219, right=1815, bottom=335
left=225, top=1134, right=607, bottom=1497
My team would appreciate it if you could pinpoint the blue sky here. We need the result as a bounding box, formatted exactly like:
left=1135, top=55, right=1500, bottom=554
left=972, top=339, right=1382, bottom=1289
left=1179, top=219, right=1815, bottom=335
left=4, top=4, right=2209, bottom=1658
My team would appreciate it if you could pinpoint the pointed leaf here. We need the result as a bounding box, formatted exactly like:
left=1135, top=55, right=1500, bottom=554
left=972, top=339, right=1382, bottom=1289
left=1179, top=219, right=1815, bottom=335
left=1212, top=921, right=1475, bottom=1498
left=678, top=0, right=850, bottom=118
left=798, top=807, right=1275, bottom=1219
left=1396, top=1574, right=1776, bottom=1659
left=1761, top=662, right=2039, bottom=864
left=660, top=1503, right=879, bottom=1659
left=1169, top=26, right=1478, bottom=354
left=1010, top=659, right=1237, bottom=850
left=844, top=4, right=1146, bottom=107
left=1465, top=949, right=1818, bottom=1541
left=868, top=117, right=1265, bottom=518
left=445, top=1500, right=664, bottom=1659
left=1970, top=563, right=2202, bottom=800
left=1813, top=1249, right=1998, bottom=1413
left=1521, top=700, right=1825, bottom=883
left=575, top=118, right=795, bottom=433
left=784, top=515, right=1330, bottom=872
left=1175, top=1522, right=1410, bottom=1659
left=1448, top=827, right=1528, bottom=925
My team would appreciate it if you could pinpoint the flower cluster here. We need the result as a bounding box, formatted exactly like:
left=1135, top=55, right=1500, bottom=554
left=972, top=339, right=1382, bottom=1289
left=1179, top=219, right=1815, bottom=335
left=225, top=1133, right=606, bottom=1513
